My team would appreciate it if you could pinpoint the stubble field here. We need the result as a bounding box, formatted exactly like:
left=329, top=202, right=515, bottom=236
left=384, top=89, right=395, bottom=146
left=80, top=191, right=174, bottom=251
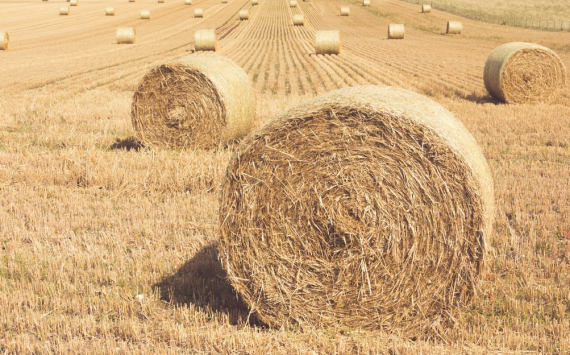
left=0, top=0, right=569, bottom=353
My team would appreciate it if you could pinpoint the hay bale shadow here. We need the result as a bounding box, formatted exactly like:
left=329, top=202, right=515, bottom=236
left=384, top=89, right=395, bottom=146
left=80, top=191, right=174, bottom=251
left=462, top=93, right=502, bottom=104
left=110, top=136, right=146, bottom=151
left=153, top=243, right=259, bottom=326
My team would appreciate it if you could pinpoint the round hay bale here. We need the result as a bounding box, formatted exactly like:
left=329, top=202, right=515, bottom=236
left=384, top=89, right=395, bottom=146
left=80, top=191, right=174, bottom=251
left=184, top=0, right=191, bottom=4
left=422, top=4, right=431, bottom=13
left=69, top=0, right=77, bottom=6
left=158, top=0, right=165, bottom=3
left=290, top=0, right=297, bottom=7
left=194, top=29, right=217, bottom=51
left=446, top=21, right=462, bottom=34
left=292, top=14, right=304, bottom=26
left=362, top=0, right=370, bottom=6
left=388, top=23, right=404, bottom=39
left=117, top=27, right=136, bottom=44
left=141, top=10, right=151, bottom=19
left=194, top=8, right=203, bottom=18
left=252, top=0, right=258, bottom=5
left=315, top=30, right=340, bottom=55
left=222, top=0, right=228, bottom=3
left=239, top=9, right=250, bottom=20
left=105, top=6, right=115, bottom=15
left=218, top=85, right=495, bottom=336
left=0, top=32, right=9, bottom=51
left=131, top=53, right=256, bottom=149
left=340, top=6, right=349, bottom=16
left=59, top=6, right=70, bottom=15
left=483, top=42, right=567, bottom=104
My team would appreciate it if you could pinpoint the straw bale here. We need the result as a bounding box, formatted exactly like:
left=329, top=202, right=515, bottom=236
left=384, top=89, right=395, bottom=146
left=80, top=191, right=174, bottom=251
left=184, top=0, right=191, bottom=4
left=131, top=53, right=256, bottom=149
left=315, top=30, right=340, bottom=55
left=252, top=0, right=258, bottom=5
left=70, top=0, right=77, bottom=6
left=290, top=0, right=297, bottom=7
left=484, top=42, right=567, bottom=104
left=116, top=27, right=136, bottom=44
left=194, top=8, right=203, bottom=18
left=218, top=85, right=495, bottom=337
left=239, top=9, right=250, bottom=20
left=141, top=10, right=151, bottom=19
left=0, top=32, right=8, bottom=51
left=292, top=14, right=304, bottom=26
left=59, top=6, right=70, bottom=15
left=362, top=0, right=370, bottom=6
left=105, top=6, right=115, bottom=15
left=422, top=4, right=431, bottom=13
left=388, top=23, right=404, bottom=39
left=194, top=29, right=217, bottom=51
left=340, top=6, right=349, bottom=16
left=446, top=21, right=462, bottom=34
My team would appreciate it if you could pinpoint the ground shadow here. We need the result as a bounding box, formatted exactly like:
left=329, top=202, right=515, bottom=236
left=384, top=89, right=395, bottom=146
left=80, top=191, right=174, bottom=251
left=153, top=243, right=259, bottom=326
left=461, top=92, right=502, bottom=104
left=110, top=136, right=146, bottom=151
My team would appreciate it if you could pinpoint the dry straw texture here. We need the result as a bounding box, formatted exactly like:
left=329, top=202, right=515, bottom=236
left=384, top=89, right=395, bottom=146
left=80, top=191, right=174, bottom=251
left=218, top=85, right=495, bottom=338
left=116, top=27, right=136, bottom=44
left=388, top=23, right=405, bottom=39
left=483, top=42, right=567, bottom=104
left=141, top=10, right=151, bottom=19
left=315, top=30, right=341, bottom=55
left=59, top=6, right=69, bottom=15
left=239, top=9, right=250, bottom=20
left=290, top=0, right=297, bottom=7
left=70, top=0, right=77, bottom=6
left=0, top=32, right=8, bottom=50
left=422, top=4, right=431, bottom=13
left=340, top=6, right=350, bottom=16
left=363, top=0, right=370, bottom=6
left=194, top=29, right=217, bottom=51
left=131, top=53, right=256, bottom=149
left=105, top=6, right=115, bottom=15
left=293, top=14, right=304, bottom=26
left=194, top=8, right=204, bottom=18
left=446, top=21, right=462, bottom=34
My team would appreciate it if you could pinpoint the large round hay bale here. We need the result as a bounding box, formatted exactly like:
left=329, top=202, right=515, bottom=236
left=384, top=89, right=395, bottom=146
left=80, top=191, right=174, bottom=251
left=184, top=0, right=191, bottom=4
left=69, top=0, right=77, bottom=6
left=59, top=6, right=70, bottom=15
left=292, top=14, right=304, bottom=26
left=131, top=53, right=256, bottom=149
left=422, top=4, right=431, bottom=13
left=362, top=0, right=370, bottom=6
left=340, top=6, right=349, bottom=16
left=484, top=42, right=567, bottom=104
left=388, top=23, right=404, bottom=39
left=194, top=29, right=217, bottom=51
left=290, top=0, right=297, bottom=7
left=141, top=10, right=151, bottom=19
left=194, top=8, right=204, bottom=18
left=0, top=32, right=9, bottom=51
left=239, top=9, right=250, bottom=20
left=446, top=21, right=462, bottom=34
left=117, top=27, right=136, bottom=44
left=218, top=85, right=495, bottom=336
left=105, top=6, right=115, bottom=15
left=315, top=30, right=340, bottom=55
left=252, top=0, right=258, bottom=5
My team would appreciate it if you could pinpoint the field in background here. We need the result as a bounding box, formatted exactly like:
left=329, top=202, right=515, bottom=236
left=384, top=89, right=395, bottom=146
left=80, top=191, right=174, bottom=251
left=0, top=0, right=570, bottom=353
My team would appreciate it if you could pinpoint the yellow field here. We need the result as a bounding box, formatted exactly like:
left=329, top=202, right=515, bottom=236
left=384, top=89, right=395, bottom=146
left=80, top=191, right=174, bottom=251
left=0, top=0, right=569, bottom=353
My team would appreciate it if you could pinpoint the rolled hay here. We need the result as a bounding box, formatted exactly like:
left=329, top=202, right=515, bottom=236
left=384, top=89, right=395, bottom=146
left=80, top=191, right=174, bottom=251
left=315, top=30, right=340, bottom=55
left=105, top=6, right=115, bottom=15
left=194, top=29, right=217, bottom=51
left=290, top=0, right=297, bottom=7
left=141, top=10, right=151, bottom=19
left=0, top=32, right=9, bottom=51
left=59, top=6, right=70, bottom=15
left=362, top=0, right=370, bottom=6
left=446, top=21, right=462, bottom=34
left=252, top=0, right=258, bottom=5
left=239, top=9, right=250, bottom=20
left=117, top=27, right=136, bottom=44
left=131, top=53, right=256, bottom=149
left=292, top=14, right=304, bottom=26
left=218, top=85, right=495, bottom=337
left=340, top=6, right=349, bottom=16
left=194, top=8, right=203, bottom=18
left=422, top=4, right=431, bottom=13
left=184, top=0, right=191, bottom=4
left=388, top=23, right=404, bottom=39
left=483, top=42, right=567, bottom=104
left=69, top=0, right=77, bottom=6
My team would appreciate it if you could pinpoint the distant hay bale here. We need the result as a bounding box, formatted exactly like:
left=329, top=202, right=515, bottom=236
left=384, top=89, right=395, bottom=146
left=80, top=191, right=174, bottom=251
left=239, top=9, right=250, bottom=20
left=446, top=21, right=462, bottom=34
left=290, top=0, right=297, bottom=7
left=105, top=7, right=115, bottom=15
left=222, top=0, right=228, bottom=3
left=252, top=0, right=258, bottom=5
left=422, top=4, right=431, bottom=13
left=340, top=6, right=349, bottom=16
left=362, top=0, right=370, bottom=6
left=484, top=42, right=567, bottom=104
left=194, top=29, right=217, bottom=51
left=184, top=0, right=191, bottom=4
left=0, top=32, right=9, bottom=51
left=218, top=85, right=495, bottom=337
left=387, top=23, right=404, bottom=39
left=141, top=10, right=151, bottom=19
left=69, top=0, right=77, bottom=6
left=315, top=30, right=340, bottom=55
left=116, top=27, right=136, bottom=44
left=194, top=8, right=203, bottom=17
left=293, top=14, right=304, bottom=26
left=59, top=6, right=70, bottom=15
left=131, top=53, right=256, bottom=149
left=129, top=0, right=135, bottom=2
left=159, top=0, right=164, bottom=3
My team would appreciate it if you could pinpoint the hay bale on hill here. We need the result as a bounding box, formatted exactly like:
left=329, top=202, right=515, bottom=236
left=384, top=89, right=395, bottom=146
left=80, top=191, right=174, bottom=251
left=141, top=10, right=151, bottom=19
left=218, top=85, right=495, bottom=337
left=194, top=29, right=217, bottom=51
left=422, top=4, right=431, bottom=13
left=315, top=30, right=340, bottom=55
left=363, top=0, right=370, bottom=6
left=252, top=0, right=258, bottom=5
left=446, top=21, right=462, bottom=34
left=159, top=0, right=165, bottom=3
left=222, top=0, right=228, bottom=3
left=105, top=6, right=115, bottom=15
left=194, top=8, right=203, bottom=18
left=70, top=0, right=77, bottom=6
left=484, top=42, right=567, bottom=104
left=239, top=9, right=250, bottom=20
left=184, top=0, right=191, bottom=4
left=290, top=0, right=297, bottom=7
left=59, top=6, right=70, bottom=15
left=131, top=53, right=256, bottom=149
left=388, top=23, right=404, bottom=39
left=117, top=27, right=136, bottom=44
left=340, top=6, right=349, bottom=16
left=0, top=32, right=9, bottom=50
left=293, top=14, right=304, bottom=26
